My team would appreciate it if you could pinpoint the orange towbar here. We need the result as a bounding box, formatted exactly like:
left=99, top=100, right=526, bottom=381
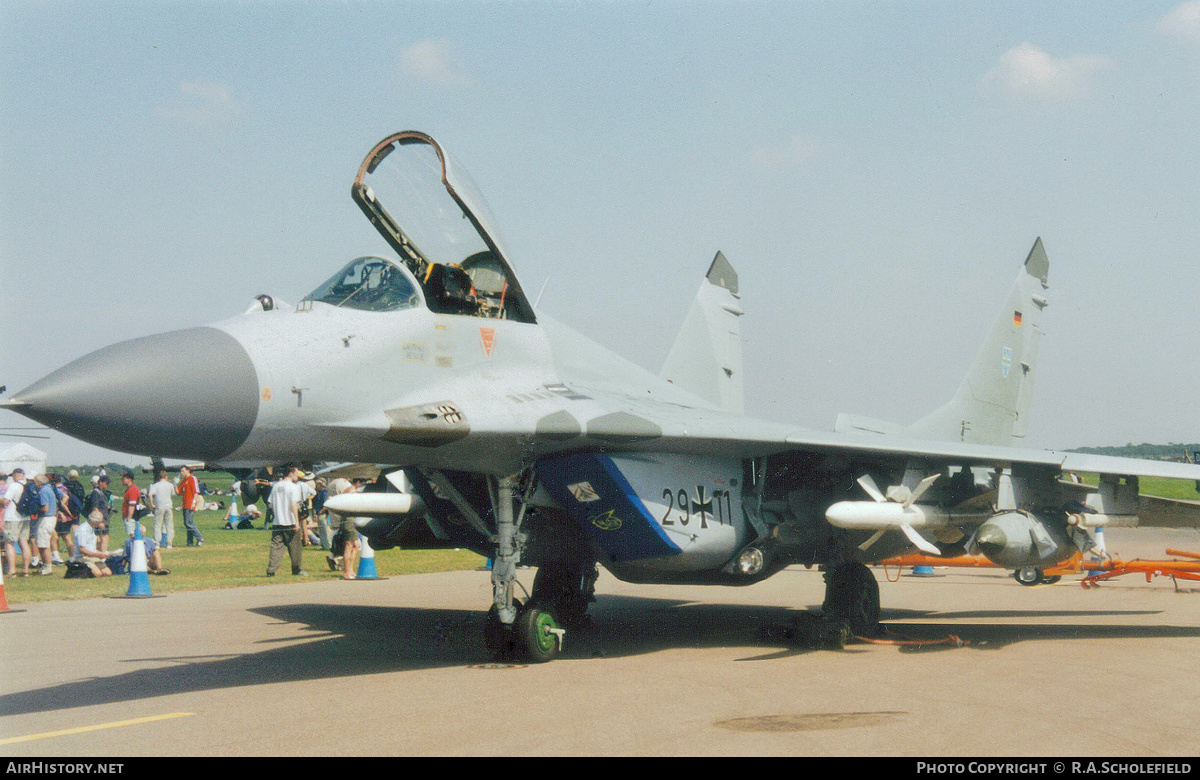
left=1076, top=549, right=1200, bottom=588
left=878, top=550, right=1200, bottom=587
left=878, top=552, right=1082, bottom=576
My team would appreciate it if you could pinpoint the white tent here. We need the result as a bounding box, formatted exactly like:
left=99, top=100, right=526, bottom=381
left=0, top=441, right=48, bottom=478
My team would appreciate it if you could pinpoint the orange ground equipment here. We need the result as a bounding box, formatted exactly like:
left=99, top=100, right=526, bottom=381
left=1075, top=549, right=1200, bottom=588
left=877, top=552, right=1083, bottom=584
left=878, top=549, right=1200, bottom=589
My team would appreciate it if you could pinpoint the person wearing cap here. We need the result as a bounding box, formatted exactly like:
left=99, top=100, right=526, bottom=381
left=313, top=477, right=331, bottom=550
left=223, top=503, right=261, bottom=530
left=51, top=473, right=77, bottom=564
left=31, top=474, right=59, bottom=575
left=119, top=523, right=170, bottom=575
left=297, top=470, right=318, bottom=546
left=82, top=475, right=114, bottom=554
left=0, top=467, right=33, bottom=577
left=175, top=465, right=205, bottom=547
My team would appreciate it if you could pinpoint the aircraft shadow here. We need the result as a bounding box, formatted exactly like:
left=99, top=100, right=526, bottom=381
left=4, top=596, right=1199, bottom=717
left=866, top=621, right=1200, bottom=653
left=0, top=603, right=483, bottom=718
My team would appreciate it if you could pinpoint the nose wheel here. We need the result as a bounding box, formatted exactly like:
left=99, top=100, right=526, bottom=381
left=485, top=600, right=564, bottom=663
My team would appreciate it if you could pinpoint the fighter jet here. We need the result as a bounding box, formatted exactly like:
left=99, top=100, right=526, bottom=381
left=8, top=130, right=1200, bottom=661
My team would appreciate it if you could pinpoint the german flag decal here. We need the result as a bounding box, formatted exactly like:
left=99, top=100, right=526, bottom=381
left=1013, top=311, right=1023, bottom=326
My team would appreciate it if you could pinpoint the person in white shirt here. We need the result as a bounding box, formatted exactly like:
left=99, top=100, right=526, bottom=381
left=0, top=468, right=33, bottom=577
left=266, top=466, right=306, bottom=577
left=73, top=510, right=113, bottom=577
left=148, top=471, right=176, bottom=549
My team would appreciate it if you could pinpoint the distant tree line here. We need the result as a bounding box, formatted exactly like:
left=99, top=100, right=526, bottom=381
left=45, top=462, right=149, bottom=475
left=1070, top=443, right=1200, bottom=463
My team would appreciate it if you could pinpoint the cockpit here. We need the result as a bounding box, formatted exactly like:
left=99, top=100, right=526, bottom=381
left=308, top=256, right=420, bottom=313
left=347, top=131, right=537, bottom=323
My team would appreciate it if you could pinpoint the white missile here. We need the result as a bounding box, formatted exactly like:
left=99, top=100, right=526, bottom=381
left=825, top=501, right=992, bottom=531
left=324, top=492, right=425, bottom=517
left=1066, top=512, right=1138, bottom=528
left=825, top=501, right=994, bottom=555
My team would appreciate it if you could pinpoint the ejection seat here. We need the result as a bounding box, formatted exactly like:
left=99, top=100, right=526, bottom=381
left=423, top=263, right=478, bottom=316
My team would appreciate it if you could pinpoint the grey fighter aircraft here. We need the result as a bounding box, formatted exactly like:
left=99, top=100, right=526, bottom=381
left=8, top=130, right=1200, bottom=661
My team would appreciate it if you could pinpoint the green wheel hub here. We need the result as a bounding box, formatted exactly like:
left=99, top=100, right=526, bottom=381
left=518, top=604, right=561, bottom=662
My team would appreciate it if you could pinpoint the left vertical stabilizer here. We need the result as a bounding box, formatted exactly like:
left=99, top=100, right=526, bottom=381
left=659, top=252, right=745, bottom=414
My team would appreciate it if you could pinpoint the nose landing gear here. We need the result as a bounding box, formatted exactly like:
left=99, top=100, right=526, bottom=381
left=483, top=469, right=570, bottom=663
left=485, top=600, right=564, bottom=663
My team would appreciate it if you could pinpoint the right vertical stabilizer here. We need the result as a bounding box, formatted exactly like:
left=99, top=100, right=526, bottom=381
left=903, top=238, right=1050, bottom=445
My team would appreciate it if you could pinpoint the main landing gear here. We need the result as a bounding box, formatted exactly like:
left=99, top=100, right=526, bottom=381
left=1013, top=566, right=1061, bottom=586
left=822, top=561, right=881, bottom=638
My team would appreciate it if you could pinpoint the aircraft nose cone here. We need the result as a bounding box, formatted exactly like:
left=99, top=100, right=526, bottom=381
left=6, top=327, right=259, bottom=460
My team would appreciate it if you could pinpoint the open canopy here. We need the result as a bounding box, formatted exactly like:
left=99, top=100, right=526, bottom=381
left=352, top=131, right=536, bottom=323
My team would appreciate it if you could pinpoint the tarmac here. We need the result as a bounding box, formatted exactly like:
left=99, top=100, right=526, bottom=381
left=2, top=526, right=1199, bottom=757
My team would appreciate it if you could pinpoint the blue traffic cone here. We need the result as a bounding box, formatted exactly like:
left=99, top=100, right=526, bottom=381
left=125, top=524, right=153, bottom=597
left=356, top=536, right=379, bottom=580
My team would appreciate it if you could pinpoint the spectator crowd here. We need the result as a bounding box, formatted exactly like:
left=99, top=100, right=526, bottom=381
left=0, top=465, right=367, bottom=582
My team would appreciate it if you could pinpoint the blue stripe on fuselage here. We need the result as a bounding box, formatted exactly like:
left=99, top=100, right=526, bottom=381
left=536, top=453, right=680, bottom=562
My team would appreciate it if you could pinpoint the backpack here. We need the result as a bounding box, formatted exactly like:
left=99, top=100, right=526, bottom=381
left=67, top=491, right=84, bottom=520
left=16, top=482, right=41, bottom=518
left=64, top=560, right=93, bottom=579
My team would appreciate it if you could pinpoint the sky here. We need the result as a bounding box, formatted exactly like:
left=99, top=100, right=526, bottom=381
left=2, top=0, right=1199, bottom=467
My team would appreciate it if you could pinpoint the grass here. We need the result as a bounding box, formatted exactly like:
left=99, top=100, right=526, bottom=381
left=1132, top=476, right=1200, bottom=500
left=3, top=470, right=485, bottom=605
left=1076, top=474, right=1200, bottom=500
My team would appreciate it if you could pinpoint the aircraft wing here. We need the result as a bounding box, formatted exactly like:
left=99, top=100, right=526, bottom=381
left=548, top=378, right=1200, bottom=482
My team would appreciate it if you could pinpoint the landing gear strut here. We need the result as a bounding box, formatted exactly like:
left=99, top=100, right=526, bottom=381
left=822, top=561, right=881, bottom=638
left=483, top=471, right=568, bottom=663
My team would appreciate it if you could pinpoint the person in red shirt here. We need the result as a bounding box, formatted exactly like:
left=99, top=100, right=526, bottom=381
left=175, top=465, right=205, bottom=547
left=121, top=472, right=141, bottom=537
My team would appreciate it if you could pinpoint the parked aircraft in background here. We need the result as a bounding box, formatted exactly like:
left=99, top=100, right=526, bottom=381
left=8, top=130, right=1200, bottom=661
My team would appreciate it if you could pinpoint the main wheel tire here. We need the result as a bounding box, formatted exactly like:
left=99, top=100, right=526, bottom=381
left=822, top=562, right=880, bottom=638
left=531, top=562, right=593, bottom=629
left=516, top=603, right=561, bottom=663
left=1040, top=574, right=1062, bottom=585
left=1014, top=567, right=1043, bottom=586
